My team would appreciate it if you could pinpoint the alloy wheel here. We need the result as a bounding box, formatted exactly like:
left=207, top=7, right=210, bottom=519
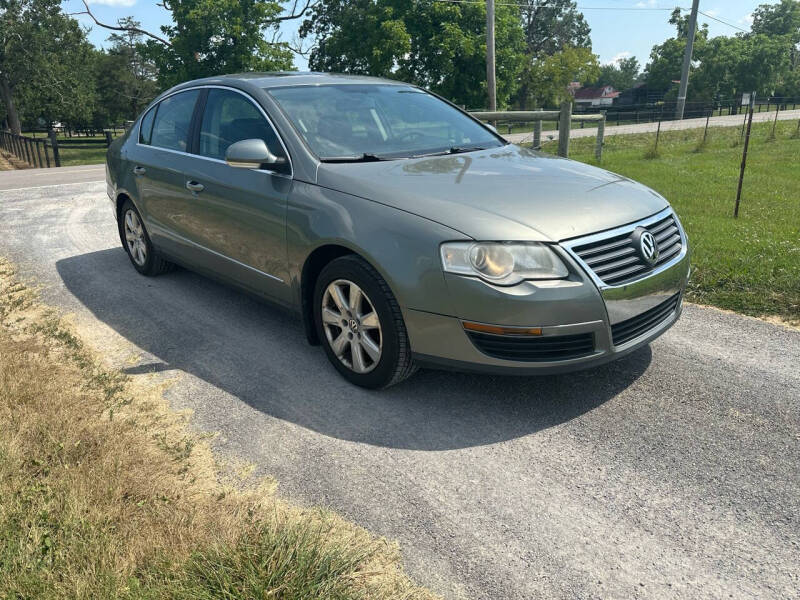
left=321, top=279, right=382, bottom=374
left=124, top=209, right=147, bottom=266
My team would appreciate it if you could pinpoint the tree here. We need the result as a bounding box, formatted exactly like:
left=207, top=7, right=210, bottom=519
left=300, top=0, right=526, bottom=109
left=513, top=0, right=593, bottom=108
left=591, top=56, right=640, bottom=91
left=517, top=0, right=590, bottom=56
left=1, top=0, right=95, bottom=133
left=751, top=0, right=800, bottom=40
left=74, top=1, right=315, bottom=89
left=527, top=45, right=599, bottom=107
left=93, top=19, right=159, bottom=125
left=643, top=8, right=708, bottom=97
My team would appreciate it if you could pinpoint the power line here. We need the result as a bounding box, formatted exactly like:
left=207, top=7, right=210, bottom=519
left=697, top=10, right=749, bottom=33
left=433, top=0, right=676, bottom=9
left=434, top=0, right=752, bottom=32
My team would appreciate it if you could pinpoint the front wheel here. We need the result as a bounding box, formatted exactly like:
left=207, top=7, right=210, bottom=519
left=314, top=255, right=416, bottom=389
left=118, top=200, right=173, bottom=276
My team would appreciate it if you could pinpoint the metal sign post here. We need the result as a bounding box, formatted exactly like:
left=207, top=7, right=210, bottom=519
left=734, top=92, right=756, bottom=218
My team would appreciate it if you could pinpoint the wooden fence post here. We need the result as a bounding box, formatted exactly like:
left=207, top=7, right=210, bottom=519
left=595, top=112, right=606, bottom=161
left=533, top=120, right=542, bottom=149
left=48, top=130, right=61, bottom=167
left=557, top=101, right=572, bottom=157
left=769, top=104, right=780, bottom=140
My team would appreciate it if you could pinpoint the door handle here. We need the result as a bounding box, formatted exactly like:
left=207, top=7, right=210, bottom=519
left=186, top=181, right=204, bottom=193
left=133, top=166, right=146, bottom=176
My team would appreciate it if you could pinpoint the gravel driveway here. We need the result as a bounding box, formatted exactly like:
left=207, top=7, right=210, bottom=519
left=1, top=167, right=798, bottom=599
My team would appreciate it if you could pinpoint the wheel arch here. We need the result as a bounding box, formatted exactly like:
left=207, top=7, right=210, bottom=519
left=300, top=244, right=355, bottom=345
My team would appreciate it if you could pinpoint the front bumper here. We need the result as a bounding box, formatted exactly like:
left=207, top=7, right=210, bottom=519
left=405, top=208, right=690, bottom=375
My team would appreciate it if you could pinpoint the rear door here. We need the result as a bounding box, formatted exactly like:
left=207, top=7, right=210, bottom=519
left=181, top=87, right=293, bottom=303
left=128, top=89, right=202, bottom=261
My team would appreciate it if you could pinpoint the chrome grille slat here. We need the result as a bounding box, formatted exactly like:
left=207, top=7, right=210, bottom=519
left=592, top=254, right=642, bottom=275
left=603, top=264, right=648, bottom=283
left=584, top=245, right=635, bottom=266
left=649, top=217, right=674, bottom=235
left=568, top=212, right=684, bottom=286
left=655, top=225, right=679, bottom=242
left=575, top=235, right=631, bottom=258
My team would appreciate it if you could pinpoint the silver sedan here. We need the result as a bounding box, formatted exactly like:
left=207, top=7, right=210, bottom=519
left=105, top=72, right=690, bottom=388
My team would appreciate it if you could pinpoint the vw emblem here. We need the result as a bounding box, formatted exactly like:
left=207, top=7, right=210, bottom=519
left=637, top=229, right=659, bottom=265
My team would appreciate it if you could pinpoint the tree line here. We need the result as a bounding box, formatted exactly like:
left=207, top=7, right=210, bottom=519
left=1, top=0, right=799, bottom=135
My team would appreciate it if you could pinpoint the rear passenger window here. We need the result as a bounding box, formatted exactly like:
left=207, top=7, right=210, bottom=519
left=198, top=89, right=288, bottom=170
left=150, top=90, right=199, bottom=152
left=139, top=106, right=156, bottom=145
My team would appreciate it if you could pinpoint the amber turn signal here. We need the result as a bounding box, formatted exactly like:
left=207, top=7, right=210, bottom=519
left=462, top=321, right=543, bottom=336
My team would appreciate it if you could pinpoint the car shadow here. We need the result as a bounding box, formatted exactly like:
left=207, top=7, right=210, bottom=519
left=56, top=249, right=651, bottom=451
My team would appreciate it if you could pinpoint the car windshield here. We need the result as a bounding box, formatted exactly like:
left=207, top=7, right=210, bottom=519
left=267, top=84, right=505, bottom=161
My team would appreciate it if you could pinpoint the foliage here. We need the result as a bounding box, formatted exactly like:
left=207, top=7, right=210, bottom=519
left=92, top=19, right=160, bottom=126
left=141, top=0, right=296, bottom=89
left=527, top=45, right=599, bottom=107
left=643, top=2, right=800, bottom=103
left=643, top=8, right=709, bottom=97
left=0, top=0, right=96, bottom=133
left=590, top=56, right=640, bottom=92
left=751, top=0, right=800, bottom=40
left=301, top=0, right=526, bottom=109
left=513, top=0, right=593, bottom=108
left=517, top=0, right=591, bottom=56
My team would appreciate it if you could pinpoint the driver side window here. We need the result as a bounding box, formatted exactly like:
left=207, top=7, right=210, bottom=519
left=198, top=89, right=288, bottom=172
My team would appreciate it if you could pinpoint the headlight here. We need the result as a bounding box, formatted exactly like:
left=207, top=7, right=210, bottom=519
left=440, top=242, right=569, bottom=285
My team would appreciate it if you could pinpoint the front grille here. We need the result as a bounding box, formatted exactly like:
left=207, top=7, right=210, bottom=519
left=467, top=331, right=595, bottom=362
left=611, top=293, right=680, bottom=346
left=571, top=213, right=683, bottom=286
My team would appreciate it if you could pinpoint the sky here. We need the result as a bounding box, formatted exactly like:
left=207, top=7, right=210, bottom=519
left=62, top=0, right=774, bottom=71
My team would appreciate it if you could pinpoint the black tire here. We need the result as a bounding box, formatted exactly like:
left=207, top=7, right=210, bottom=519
left=118, top=199, right=174, bottom=276
left=313, top=255, right=417, bottom=389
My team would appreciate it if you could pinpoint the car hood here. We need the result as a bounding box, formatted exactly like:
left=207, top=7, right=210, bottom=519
left=315, top=145, right=669, bottom=241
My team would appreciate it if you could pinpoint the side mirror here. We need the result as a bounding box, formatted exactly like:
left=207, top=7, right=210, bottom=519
left=485, top=123, right=499, bottom=134
left=225, top=138, right=285, bottom=169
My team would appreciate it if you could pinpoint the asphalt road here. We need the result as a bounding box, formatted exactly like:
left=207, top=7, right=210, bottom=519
left=1, top=169, right=799, bottom=599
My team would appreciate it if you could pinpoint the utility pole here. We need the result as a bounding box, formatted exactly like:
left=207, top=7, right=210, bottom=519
left=486, top=0, right=497, bottom=112
left=675, top=0, right=700, bottom=120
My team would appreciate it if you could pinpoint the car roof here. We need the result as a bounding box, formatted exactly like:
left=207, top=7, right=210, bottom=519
left=182, top=72, right=407, bottom=89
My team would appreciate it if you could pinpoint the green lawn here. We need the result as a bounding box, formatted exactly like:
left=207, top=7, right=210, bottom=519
left=539, top=119, right=800, bottom=323
left=24, top=131, right=119, bottom=167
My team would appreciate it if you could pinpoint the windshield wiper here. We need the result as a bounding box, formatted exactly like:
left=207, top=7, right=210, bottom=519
left=411, top=146, right=488, bottom=159
left=319, top=153, right=392, bottom=163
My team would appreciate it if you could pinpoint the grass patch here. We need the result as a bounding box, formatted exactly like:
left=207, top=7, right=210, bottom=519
left=539, top=120, right=800, bottom=323
left=0, top=260, right=436, bottom=600
left=22, top=131, right=121, bottom=168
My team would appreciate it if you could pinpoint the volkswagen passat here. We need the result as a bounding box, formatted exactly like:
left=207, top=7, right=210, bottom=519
left=106, top=73, right=690, bottom=389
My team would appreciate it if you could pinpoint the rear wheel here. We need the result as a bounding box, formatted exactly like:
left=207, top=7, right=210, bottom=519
left=314, top=255, right=416, bottom=389
left=119, top=199, right=173, bottom=276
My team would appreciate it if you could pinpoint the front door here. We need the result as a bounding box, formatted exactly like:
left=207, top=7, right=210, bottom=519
left=181, top=87, right=292, bottom=304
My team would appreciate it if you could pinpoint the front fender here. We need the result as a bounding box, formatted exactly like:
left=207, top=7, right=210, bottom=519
left=286, top=181, right=469, bottom=316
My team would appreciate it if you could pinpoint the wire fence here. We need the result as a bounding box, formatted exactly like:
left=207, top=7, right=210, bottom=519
left=485, top=96, right=800, bottom=137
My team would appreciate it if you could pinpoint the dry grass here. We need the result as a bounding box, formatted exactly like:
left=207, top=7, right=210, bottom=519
left=0, top=258, right=437, bottom=600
